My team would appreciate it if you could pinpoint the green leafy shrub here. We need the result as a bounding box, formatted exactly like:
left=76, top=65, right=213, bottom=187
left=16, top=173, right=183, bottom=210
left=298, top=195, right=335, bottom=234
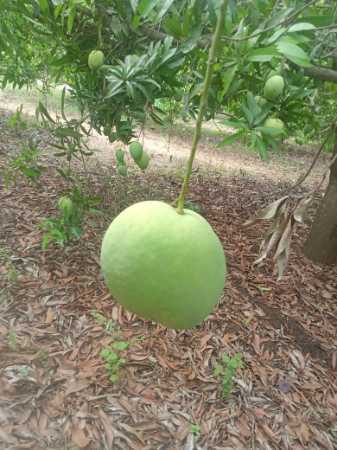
left=40, top=187, right=101, bottom=249
left=100, top=341, right=130, bottom=383
left=214, top=353, right=244, bottom=398
left=3, top=139, right=44, bottom=187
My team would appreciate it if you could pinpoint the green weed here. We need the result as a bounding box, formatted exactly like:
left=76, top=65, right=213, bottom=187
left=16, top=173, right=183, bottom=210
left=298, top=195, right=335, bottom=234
left=100, top=341, right=130, bottom=384
left=91, top=310, right=116, bottom=334
left=3, top=140, right=44, bottom=187
left=40, top=187, right=101, bottom=249
left=0, top=246, right=19, bottom=283
left=8, top=330, right=17, bottom=351
left=190, top=423, right=201, bottom=436
left=7, top=105, right=27, bottom=130
left=214, top=352, right=244, bottom=399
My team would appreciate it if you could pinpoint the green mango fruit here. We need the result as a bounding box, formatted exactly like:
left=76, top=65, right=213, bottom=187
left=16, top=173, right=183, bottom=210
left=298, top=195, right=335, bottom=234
left=129, top=142, right=143, bottom=162
left=264, top=117, right=285, bottom=136
left=255, top=95, right=268, bottom=107
left=100, top=201, right=226, bottom=329
left=88, top=50, right=104, bottom=70
left=58, top=196, right=73, bottom=217
left=117, top=164, right=127, bottom=177
left=116, top=148, right=125, bottom=164
left=136, top=152, right=150, bottom=171
left=263, top=75, right=285, bottom=101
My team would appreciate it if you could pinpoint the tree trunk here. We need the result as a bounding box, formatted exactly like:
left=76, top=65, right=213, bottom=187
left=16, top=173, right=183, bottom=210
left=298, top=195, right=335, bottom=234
left=304, top=132, right=337, bottom=265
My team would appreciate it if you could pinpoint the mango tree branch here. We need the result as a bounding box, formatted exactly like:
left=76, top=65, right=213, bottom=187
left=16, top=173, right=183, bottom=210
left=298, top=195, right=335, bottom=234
left=303, top=65, right=337, bottom=83
left=176, top=0, right=227, bottom=215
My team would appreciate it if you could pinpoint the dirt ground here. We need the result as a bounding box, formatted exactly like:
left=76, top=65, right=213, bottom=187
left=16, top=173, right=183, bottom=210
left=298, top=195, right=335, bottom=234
left=0, top=89, right=329, bottom=187
left=0, top=97, right=337, bottom=450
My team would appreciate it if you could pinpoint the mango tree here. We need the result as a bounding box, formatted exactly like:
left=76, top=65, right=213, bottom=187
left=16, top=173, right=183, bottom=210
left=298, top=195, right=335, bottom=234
left=1, top=0, right=337, bottom=267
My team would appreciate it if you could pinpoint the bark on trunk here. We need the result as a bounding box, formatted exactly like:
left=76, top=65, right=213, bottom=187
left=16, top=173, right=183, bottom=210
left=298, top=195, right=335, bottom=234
left=304, top=132, right=337, bottom=265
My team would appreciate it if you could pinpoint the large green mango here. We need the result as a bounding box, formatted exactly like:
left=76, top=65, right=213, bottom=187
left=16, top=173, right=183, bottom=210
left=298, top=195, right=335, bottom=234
left=100, top=201, right=226, bottom=329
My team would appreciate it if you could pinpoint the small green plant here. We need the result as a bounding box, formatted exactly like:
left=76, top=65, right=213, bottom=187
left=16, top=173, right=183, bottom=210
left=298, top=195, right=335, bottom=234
left=0, top=246, right=18, bottom=283
left=8, top=330, right=17, bottom=351
left=91, top=310, right=116, bottom=334
left=3, top=140, right=44, bottom=187
left=40, top=187, right=101, bottom=249
left=7, top=105, right=27, bottom=130
left=100, top=341, right=130, bottom=383
left=190, top=423, right=201, bottom=436
left=214, top=352, right=244, bottom=398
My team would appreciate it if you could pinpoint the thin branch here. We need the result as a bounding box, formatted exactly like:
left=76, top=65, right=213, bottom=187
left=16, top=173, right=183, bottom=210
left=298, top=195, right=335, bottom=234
left=303, top=65, right=337, bottom=83
left=290, top=124, right=335, bottom=192
left=220, top=0, right=319, bottom=43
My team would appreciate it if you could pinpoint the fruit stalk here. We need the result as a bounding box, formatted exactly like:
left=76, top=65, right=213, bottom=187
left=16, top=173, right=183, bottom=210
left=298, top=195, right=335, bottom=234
left=176, top=0, right=227, bottom=214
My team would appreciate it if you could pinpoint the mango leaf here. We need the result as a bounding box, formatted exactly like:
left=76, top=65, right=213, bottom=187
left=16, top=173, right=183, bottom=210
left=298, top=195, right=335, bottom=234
left=129, top=0, right=139, bottom=12
left=67, top=7, right=76, bottom=33
left=293, top=195, right=313, bottom=223
left=241, top=104, right=254, bottom=126
left=39, top=0, right=49, bottom=12
left=288, top=22, right=316, bottom=33
left=299, top=15, right=333, bottom=27
left=36, top=102, right=55, bottom=123
left=217, top=130, right=245, bottom=147
left=153, top=0, right=175, bottom=23
left=163, top=13, right=182, bottom=37
left=244, top=196, right=289, bottom=226
left=223, top=119, right=247, bottom=129
left=257, top=126, right=285, bottom=137
left=254, top=204, right=289, bottom=265
left=247, top=46, right=280, bottom=62
left=255, top=135, right=268, bottom=160
left=219, top=64, right=237, bottom=100
left=137, top=0, right=159, bottom=17
left=265, top=28, right=286, bottom=45
left=273, top=216, right=294, bottom=279
left=276, top=39, right=311, bottom=67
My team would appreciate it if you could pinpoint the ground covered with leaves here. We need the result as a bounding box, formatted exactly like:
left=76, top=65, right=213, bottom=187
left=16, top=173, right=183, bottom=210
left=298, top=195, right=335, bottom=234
left=1, top=111, right=337, bottom=450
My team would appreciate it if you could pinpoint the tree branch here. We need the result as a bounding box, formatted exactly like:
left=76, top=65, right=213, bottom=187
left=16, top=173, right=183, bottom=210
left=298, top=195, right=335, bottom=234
left=304, top=65, right=337, bottom=83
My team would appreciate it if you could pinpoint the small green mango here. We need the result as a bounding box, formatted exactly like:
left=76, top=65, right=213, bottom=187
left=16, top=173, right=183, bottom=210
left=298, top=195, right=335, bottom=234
left=129, top=142, right=143, bottom=162
left=117, top=164, right=128, bottom=177
left=116, top=149, right=125, bottom=164
left=88, top=50, right=104, bottom=70
left=263, top=75, right=285, bottom=101
left=58, top=196, right=73, bottom=217
left=136, top=152, right=150, bottom=171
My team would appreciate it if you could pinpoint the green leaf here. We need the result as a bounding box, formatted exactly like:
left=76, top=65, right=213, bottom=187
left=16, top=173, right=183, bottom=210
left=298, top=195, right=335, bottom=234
left=288, top=22, right=316, bottom=33
left=223, top=119, right=247, bottom=129
left=112, top=341, right=130, bottom=351
left=247, top=46, right=280, bottom=62
left=300, top=16, right=333, bottom=27
left=255, top=135, right=268, bottom=160
left=265, top=28, right=286, bottom=45
left=137, top=0, right=160, bottom=18
left=153, top=0, right=175, bottom=23
left=61, top=87, right=67, bottom=122
left=276, top=39, right=311, bottom=67
left=241, top=104, right=254, bottom=126
left=218, top=130, right=245, bottom=146
left=220, top=64, right=237, bottom=100
left=164, top=13, right=182, bottom=37
left=257, top=126, right=284, bottom=137
left=67, top=7, right=76, bottom=33
left=36, top=102, right=55, bottom=124
left=39, top=0, right=49, bottom=13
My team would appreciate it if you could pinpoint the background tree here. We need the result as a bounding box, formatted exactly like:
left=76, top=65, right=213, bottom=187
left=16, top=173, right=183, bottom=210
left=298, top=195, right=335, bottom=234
left=1, top=0, right=337, bottom=267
